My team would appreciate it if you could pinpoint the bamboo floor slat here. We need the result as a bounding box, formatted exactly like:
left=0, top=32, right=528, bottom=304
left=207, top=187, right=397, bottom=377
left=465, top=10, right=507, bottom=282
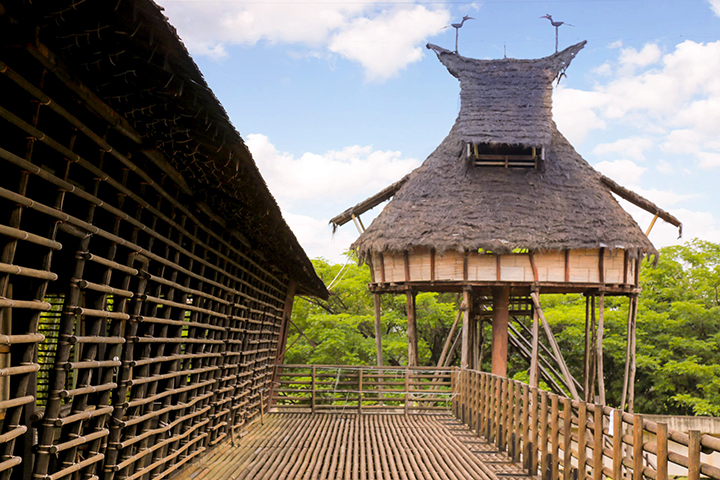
left=179, top=414, right=536, bottom=480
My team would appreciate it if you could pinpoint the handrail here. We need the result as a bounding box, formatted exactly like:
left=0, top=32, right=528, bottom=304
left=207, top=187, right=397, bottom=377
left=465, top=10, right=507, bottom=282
left=455, top=369, right=720, bottom=480
left=271, top=364, right=455, bottom=414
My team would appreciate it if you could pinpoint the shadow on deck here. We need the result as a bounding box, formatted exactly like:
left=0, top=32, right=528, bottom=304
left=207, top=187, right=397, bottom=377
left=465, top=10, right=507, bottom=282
left=178, top=413, right=532, bottom=480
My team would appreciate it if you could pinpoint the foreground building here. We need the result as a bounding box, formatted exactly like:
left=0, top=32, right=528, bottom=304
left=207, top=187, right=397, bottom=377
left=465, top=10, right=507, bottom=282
left=0, top=1, right=326, bottom=479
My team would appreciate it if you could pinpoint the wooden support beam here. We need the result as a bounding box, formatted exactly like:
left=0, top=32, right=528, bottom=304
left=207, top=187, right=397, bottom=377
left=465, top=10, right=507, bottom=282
left=628, top=294, right=638, bottom=413
left=461, top=290, right=471, bottom=369
left=529, top=306, right=539, bottom=389
left=330, top=173, right=410, bottom=228
left=430, top=248, right=436, bottom=282
left=529, top=292, right=580, bottom=401
left=620, top=295, right=634, bottom=411
left=597, top=293, right=606, bottom=405
left=406, top=290, right=418, bottom=367
left=438, top=309, right=462, bottom=368
left=373, top=293, right=383, bottom=367
left=491, top=287, right=510, bottom=377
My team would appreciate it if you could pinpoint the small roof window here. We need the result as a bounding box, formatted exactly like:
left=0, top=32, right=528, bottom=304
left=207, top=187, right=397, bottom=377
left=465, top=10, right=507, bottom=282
left=467, top=143, right=542, bottom=169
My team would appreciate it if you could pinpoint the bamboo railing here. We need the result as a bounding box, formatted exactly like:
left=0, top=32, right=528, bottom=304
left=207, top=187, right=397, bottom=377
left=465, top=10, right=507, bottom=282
left=455, top=369, right=720, bottom=480
left=271, top=365, right=455, bottom=414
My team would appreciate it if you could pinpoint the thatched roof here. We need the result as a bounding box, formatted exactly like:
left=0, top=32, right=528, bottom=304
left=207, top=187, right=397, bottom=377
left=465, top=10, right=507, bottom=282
left=3, top=0, right=326, bottom=297
left=428, top=42, right=585, bottom=148
left=351, top=42, right=665, bottom=261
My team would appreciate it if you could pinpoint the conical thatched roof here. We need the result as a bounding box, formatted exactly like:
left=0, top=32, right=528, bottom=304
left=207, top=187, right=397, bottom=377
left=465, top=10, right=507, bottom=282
left=351, top=42, right=661, bottom=261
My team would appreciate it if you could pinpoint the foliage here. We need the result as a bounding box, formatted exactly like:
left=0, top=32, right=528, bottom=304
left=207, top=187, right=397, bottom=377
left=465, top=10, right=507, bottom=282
left=286, top=255, right=461, bottom=367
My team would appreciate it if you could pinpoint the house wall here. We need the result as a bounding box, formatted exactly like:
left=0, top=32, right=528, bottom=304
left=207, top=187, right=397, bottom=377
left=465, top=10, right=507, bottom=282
left=372, top=247, right=637, bottom=287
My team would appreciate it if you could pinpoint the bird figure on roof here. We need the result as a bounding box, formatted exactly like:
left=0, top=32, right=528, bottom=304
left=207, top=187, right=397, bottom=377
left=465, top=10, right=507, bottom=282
left=451, top=15, right=473, bottom=54
left=540, top=14, right=574, bottom=53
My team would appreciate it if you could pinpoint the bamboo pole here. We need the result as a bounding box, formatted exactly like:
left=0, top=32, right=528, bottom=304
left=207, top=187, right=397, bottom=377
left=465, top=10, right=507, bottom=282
left=406, top=290, right=418, bottom=367
left=530, top=292, right=580, bottom=401
left=461, top=289, right=471, bottom=370
left=597, top=293, right=606, bottom=405
left=620, top=295, right=635, bottom=411
left=373, top=293, right=384, bottom=367
left=530, top=305, right=540, bottom=389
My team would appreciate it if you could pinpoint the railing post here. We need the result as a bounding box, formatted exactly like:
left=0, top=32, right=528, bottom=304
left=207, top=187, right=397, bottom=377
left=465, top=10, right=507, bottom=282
left=656, top=422, right=668, bottom=480
left=404, top=366, right=410, bottom=416
left=522, top=384, right=530, bottom=469
left=358, top=368, right=363, bottom=415
left=496, top=378, right=505, bottom=450
left=592, top=405, right=603, bottom=480
left=612, top=409, right=622, bottom=479
left=550, top=394, right=559, bottom=480
left=688, top=430, right=701, bottom=480
left=540, top=390, right=549, bottom=478
left=512, top=382, right=521, bottom=462
left=632, top=414, right=643, bottom=480
left=311, top=366, right=316, bottom=414
left=529, top=386, right=539, bottom=475
left=562, top=397, right=572, bottom=480
left=577, top=402, right=587, bottom=480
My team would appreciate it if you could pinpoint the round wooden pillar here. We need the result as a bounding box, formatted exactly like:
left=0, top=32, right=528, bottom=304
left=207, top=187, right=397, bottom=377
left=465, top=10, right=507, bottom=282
left=491, top=286, right=510, bottom=377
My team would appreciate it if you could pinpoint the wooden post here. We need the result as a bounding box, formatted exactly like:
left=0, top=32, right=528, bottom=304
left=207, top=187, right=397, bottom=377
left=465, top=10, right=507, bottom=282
left=583, top=295, right=592, bottom=402
left=530, top=387, right=539, bottom=475
left=404, top=367, right=410, bottom=416
left=656, top=423, right=668, bottom=480
left=530, top=303, right=540, bottom=388
left=406, top=290, right=418, bottom=367
left=612, top=409, right=622, bottom=479
left=461, top=289, right=471, bottom=370
left=437, top=310, right=462, bottom=367
left=563, top=397, right=572, bottom=480
left=628, top=295, right=638, bottom=413
left=373, top=293, right=383, bottom=367
left=621, top=295, right=635, bottom=411
left=492, top=286, right=510, bottom=377
left=550, top=395, right=559, bottom=480
left=597, top=293, right=606, bottom=405
left=632, top=415, right=643, bottom=480
left=530, top=292, right=580, bottom=401
left=592, top=405, right=603, bottom=480
left=589, top=295, right=597, bottom=402
left=540, top=390, right=549, bottom=478
left=688, top=430, right=701, bottom=480
left=577, top=402, right=587, bottom=480
left=311, top=366, right=316, bottom=414
left=358, top=368, right=363, bottom=415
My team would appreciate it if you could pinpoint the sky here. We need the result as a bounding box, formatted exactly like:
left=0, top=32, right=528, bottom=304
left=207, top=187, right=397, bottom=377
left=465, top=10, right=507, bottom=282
left=158, top=0, right=720, bottom=263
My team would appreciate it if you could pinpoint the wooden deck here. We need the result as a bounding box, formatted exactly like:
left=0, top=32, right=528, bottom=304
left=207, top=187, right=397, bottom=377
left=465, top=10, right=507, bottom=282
left=180, top=413, right=533, bottom=480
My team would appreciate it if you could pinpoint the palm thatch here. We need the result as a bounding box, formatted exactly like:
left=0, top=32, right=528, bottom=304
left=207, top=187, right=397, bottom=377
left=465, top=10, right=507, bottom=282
left=351, top=42, right=660, bottom=262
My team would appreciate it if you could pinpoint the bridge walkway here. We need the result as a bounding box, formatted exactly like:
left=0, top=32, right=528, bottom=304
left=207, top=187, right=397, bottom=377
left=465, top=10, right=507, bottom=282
left=178, top=413, right=534, bottom=480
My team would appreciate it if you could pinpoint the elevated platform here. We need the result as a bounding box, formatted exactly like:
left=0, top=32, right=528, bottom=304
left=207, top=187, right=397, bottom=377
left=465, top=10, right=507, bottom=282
left=178, top=413, right=532, bottom=480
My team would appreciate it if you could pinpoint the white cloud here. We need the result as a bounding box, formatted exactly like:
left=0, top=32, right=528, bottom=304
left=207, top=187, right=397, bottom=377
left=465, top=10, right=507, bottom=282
left=552, top=86, right=607, bottom=144
left=247, top=134, right=420, bottom=202
left=696, top=151, right=720, bottom=168
left=246, top=134, right=420, bottom=262
left=328, top=6, right=449, bottom=81
left=710, top=0, right=720, bottom=16
left=618, top=44, right=662, bottom=70
left=594, top=159, right=647, bottom=184
left=159, top=0, right=449, bottom=81
left=656, top=160, right=674, bottom=174
left=593, top=137, right=653, bottom=162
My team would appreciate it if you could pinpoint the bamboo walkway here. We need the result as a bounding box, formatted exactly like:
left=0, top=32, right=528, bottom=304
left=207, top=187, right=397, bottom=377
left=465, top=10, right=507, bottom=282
left=180, top=413, right=533, bottom=480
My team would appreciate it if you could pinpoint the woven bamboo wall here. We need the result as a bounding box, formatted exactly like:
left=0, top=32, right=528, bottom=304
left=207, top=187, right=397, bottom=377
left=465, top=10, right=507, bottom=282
left=0, top=38, right=292, bottom=480
left=372, top=247, right=637, bottom=287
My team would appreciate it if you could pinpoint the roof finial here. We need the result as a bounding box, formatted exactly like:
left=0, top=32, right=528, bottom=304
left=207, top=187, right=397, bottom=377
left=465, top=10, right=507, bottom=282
left=540, top=14, right=574, bottom=53
left=451, top=15, right=473, bottom=54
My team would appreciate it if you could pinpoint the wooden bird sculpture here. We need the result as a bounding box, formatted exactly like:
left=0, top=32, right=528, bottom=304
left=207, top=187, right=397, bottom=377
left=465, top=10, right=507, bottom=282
left=540, top=14, right=574, bottom=53
left=451, top=15, right=473, bottom=54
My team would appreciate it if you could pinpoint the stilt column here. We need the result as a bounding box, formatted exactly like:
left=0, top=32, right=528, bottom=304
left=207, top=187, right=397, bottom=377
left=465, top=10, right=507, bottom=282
left=406, top=290, right=418, bottom=366
left=491, top=286, right=510, bottom=377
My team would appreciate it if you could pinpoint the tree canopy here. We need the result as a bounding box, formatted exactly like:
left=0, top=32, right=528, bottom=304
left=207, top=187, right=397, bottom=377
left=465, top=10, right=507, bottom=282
left=286, top=240, right=720, bottom=416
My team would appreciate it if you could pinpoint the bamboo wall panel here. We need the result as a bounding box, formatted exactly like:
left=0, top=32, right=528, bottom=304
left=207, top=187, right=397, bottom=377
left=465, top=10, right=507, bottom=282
left=0, top=35, right=291, bottom=480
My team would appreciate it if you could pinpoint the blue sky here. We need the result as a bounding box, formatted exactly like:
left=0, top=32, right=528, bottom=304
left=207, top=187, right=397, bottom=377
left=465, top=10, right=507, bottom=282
left=159, top=0, right=720, bottom=263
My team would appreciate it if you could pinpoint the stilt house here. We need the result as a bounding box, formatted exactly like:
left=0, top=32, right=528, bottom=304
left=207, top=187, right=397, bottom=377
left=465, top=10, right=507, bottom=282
left=0, top=1, right=326, bottom=480
left=331, top=42, right=681, bottom=404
